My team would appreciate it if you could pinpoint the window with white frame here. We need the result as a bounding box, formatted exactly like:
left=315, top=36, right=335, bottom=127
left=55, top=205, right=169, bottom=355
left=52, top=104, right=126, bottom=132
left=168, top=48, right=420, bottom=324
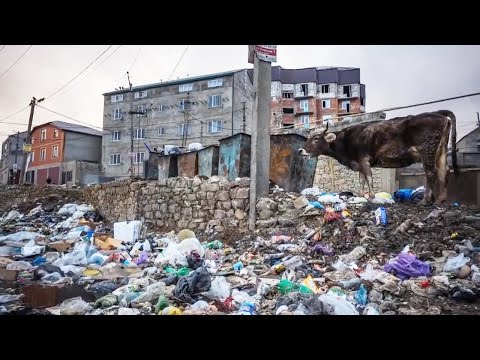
left=112, top=108, right=123, bottom=120
left=31, top=151, right=35, bottom=163
left=136, top=105, right=144, bottom=117
left=322, top=99, right=331, bottom=109
left=111, top=131, right=121, bottom=142
left=299, top=100, right=309, bottom=112
left=111, top=94, right=124, bottom=102
left=53, top=129, right=59, bottom=138
left=134, top=91, right=147, bottom=99
left=40, top=148, right=46, bottom=160
left=109, top=153, right=121, bottom=165
left=322, top=115, right=334, bottom=125
left=282, top=91, right=293, bottom=99
left=52, top=145, right=59, bottom=158
left=179, top=99, right=190, bottom=112
left=208, top=94, right=222, bottom=108
left=321, top=84, right=330, bottom=94
left=207, top=120, right=222, bottom=134
left=341, top=100, right=351, bottom=112
left=133, top=152, right=145, bottom=164
left=158, top=104, right=167, bottom=112
left=41, top=129, right=47, bottom=141
left=177, top=123, right=192, bottom=136
left=133, top=128, right=146, bottom=139
left=158, top=127, right=166, bottom=135
left=343, top=85, right=351, bottom=97
left=300, top=115, right=310, bottom=129
left=179, top=84, right=193, bottom=92
left=208, top=79, right=223, bottom=88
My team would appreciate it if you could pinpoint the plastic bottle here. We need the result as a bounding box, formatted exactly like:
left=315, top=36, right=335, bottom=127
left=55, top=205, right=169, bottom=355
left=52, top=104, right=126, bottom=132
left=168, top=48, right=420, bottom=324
left=155, top=295, right=170, bottom=313
left=338, top=277, right=362, bottom=290
left=282, top=256, right=302, bottom=270
left=375, top=207, right=388, bottom=225
left=206, top=240, right=223, bottom=249
left=237, top=302, right=256, bottom=315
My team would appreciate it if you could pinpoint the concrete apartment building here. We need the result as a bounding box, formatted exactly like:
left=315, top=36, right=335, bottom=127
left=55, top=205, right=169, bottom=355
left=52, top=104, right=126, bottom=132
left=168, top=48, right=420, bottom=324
left=0, top=131, right=28, bottom=185
left=26, top=121, right=102, bottom=185
left=259, top=66, right=366, bottom=129
left=102, top=69, right=254, bottom=178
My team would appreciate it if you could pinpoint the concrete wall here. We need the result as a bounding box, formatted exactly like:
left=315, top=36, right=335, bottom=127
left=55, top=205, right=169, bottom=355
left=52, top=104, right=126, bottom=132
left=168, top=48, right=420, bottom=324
left=64, top=132, right=102, bottom=163
left=62, top=160, right=103, bottom=186
left=84, top=177, right=250, bottom=233
left=0, top=132, right=28, bottom=185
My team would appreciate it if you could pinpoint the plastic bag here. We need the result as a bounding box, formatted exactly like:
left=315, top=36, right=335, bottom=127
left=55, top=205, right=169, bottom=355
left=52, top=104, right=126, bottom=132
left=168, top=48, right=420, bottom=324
left=58, top=204, right=78, bottom=216
left=21, top=239, right=44, bottom=257
left=301, top=187, right=321, bottom=197
left=88, top=253, right=108, bottom=266
left=154, top=241, right=188, bottom=267
left=0, top=231, right=43, bottom=243
left=173, top=266, right=212, bottom=303
left=0, top=294, right=22, bottom=303
left=355, top=284, right=368, bottom=305
left=360, top=264, right=383, bottom=282
left=384, top=253, right=431, bottom=280
left=318, top=194, right=342, bottom=204
left=318, top=293, right=359, bottom=315
left=443, top=253, right=470, bottom=273
left=41, top=272, right=64, bottom=284
left=47, top=297, right=92, bottom=315
left=131, top=281, right=166, bottom=304
left=6, top=260, right=34, bottom=271
left=203, top=276, right=231, bottom=300
left=5, top=210, right=21, bottom=221
left=53, top=246, right=88, bottom=267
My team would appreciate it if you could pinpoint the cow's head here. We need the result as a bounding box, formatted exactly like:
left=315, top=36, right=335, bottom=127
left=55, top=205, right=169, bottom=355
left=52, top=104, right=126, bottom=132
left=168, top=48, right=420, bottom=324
left=298, top=123, right=336, bottom=158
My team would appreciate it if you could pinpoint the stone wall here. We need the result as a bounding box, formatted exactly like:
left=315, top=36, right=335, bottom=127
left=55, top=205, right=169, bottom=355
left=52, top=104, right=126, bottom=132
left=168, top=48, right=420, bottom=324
left=314, top=155, right=396, bottom=194
left=84, top=176, right=250, bottom=233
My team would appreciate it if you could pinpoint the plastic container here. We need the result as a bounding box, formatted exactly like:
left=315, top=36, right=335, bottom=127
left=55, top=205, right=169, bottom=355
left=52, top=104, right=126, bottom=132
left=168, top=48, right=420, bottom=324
left=375, top=207, right=388, bottom=226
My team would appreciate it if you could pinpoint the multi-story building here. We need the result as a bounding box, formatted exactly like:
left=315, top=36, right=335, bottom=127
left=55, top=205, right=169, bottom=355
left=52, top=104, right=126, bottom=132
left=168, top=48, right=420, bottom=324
left=26, top=121, right=103, bottom=185
left=258, top=66, right=366, bottom=130
left=102, top=69, right=254, bottom=178
left=0, top=131, right=28, bottom=185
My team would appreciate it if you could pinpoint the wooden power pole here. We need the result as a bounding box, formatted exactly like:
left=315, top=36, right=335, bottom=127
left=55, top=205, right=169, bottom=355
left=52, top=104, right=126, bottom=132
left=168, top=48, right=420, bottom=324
left=248, top=45, right=276, bottom=232
left=22, top=96, right=44, bottom=184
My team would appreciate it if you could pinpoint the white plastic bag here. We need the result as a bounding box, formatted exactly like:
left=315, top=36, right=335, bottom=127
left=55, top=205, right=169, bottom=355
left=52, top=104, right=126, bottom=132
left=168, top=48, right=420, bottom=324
left=203, top=276, right=231, bottom=300
left=58, top=204, right=78, bottom=216
left=318, top=293, right=359, bottom=315
left=0, top=231, right=43, bottom=243
left=177, top=237, right=205, bottom=258
left=360, top=264, right=383, bottom=282
left=443, top=253, right=470, bottom=272
left=5, top=210, right=21, bottom=221
left=21, top=239, right=44, bottom=257
left=301, top=187, right=321, bottom=197
left=46, top=297, right=92, bottom=315
left=6, top=260, right=34, bottom=271
left=318, top=194, right=342, bottom=204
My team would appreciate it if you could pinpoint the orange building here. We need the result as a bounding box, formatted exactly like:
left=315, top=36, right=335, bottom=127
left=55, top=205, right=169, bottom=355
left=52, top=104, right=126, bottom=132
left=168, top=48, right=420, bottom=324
left=26, top=121, right=102, bottom=185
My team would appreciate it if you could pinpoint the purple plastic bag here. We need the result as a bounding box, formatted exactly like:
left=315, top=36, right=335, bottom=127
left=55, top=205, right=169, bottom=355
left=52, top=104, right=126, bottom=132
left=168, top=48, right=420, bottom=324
left=312, top=244, right=335, bottom=256
left=383, top=253, right=430, bottom=280
left=134, top=251, right=149, bottom=265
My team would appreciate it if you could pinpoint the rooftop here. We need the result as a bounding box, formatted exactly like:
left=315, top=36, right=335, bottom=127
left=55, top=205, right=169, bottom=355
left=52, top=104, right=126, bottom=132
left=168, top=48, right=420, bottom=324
left=33, top=121, right=102, bottom=137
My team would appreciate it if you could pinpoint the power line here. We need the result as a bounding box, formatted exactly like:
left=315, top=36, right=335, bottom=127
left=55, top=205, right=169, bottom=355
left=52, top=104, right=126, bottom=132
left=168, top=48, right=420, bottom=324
left=0, top=45, right=5, bottom=54
left=128, top=45, right=143, bottom=73
left=35, top=104, right=103, bottom=131
left=45, top=45, right=114, bottom=102
left=0, top=45, right=33, bottom=80
left=167, top=45, right=190, bottom=81
left=0, top=105, right=30, bottom=123
left=54, top=45, right=123, bottom=99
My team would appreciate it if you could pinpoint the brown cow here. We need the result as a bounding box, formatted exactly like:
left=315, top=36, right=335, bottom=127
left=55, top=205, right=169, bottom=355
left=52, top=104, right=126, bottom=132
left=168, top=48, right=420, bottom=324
left=298, top=110, right=458, bottom=205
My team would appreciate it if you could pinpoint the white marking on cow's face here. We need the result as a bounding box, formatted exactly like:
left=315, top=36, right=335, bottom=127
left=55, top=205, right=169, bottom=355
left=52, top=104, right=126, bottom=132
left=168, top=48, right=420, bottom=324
left=298, top=148, right=311, bottom=159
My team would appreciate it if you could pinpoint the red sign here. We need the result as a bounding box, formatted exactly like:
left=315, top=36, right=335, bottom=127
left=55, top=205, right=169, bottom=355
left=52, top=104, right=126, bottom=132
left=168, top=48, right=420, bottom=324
left=248, top=45, right=277, bottom=63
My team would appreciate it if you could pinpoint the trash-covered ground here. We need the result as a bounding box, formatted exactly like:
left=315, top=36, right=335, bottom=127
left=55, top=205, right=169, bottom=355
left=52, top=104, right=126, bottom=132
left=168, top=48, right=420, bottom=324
left=1, top=184, right=480, bottom=315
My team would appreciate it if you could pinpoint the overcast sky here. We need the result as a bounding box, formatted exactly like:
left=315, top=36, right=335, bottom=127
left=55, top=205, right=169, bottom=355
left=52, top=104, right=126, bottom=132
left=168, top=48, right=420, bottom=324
left=1, top=45, right=479, bottom=144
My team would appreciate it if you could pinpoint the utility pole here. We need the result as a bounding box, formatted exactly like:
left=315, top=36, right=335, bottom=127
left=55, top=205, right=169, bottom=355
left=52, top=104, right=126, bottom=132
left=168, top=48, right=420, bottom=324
left=127, top=72, right=134, bottom=174
left=22, top=96, right=44, bottom=184
left=248, top=45, right=275, bottom=232
left=476, top=112, right=479, bottom=127
left=14, top=131, right=19, bottom=184
left=241, top=101, right=247, bottom=133
left=182, top=93, right=192, bottom=147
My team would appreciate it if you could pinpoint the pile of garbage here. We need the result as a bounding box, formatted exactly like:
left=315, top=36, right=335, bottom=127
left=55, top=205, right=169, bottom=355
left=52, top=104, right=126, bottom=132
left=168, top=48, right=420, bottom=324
left=1, top=186, right=480, bottom=315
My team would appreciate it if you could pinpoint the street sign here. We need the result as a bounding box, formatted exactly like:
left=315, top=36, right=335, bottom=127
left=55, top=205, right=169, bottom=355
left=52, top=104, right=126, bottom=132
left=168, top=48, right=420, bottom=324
left=23, top=143, right=32, bottom=153
left=248, top=45, right=277, bottom=63
left=13, top=163, right=17, bottom=170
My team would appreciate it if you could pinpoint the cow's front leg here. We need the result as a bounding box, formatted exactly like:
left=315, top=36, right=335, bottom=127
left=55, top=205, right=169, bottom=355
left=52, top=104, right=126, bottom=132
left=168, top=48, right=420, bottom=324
left=359, top=159, right=374, bottom=199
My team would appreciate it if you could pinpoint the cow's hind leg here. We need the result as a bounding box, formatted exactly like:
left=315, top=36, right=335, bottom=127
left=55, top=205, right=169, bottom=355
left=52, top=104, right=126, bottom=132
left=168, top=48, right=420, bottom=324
left=359, top=159, right=374, bottom=199
left=434, top=122, right=451, bottom=205
left=419, top=152, right=436, bottom=206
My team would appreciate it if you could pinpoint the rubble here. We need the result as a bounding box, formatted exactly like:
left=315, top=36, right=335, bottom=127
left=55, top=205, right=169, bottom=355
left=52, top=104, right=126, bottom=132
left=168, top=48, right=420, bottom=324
left=1, top=183, right=480, bottom=315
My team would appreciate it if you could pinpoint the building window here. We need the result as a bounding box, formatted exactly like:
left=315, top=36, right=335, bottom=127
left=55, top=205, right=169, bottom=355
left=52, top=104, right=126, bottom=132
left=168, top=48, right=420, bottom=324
left=208, top=79, right=223, bottom=88
left=177, top=123, right=192, bottom=136
left=112, top=108, right=123, bottom=120
left=322, top=99, right=331, bottom=109
left=111, top=94, right=124, bottom=103
left=158, top=104, right=167, bottom=112
left=282, top=91, right=293, bottom=99
left=111, top=131, right=121, bottom=142
left=40, top=148, right=46, bottom=161
left=133, top=128, right=146, bottom=140
left=41, top=129, right=47, bottom=141
left=323, top=115, right=334, bottom=125
left=179, top=84, right=193, bottom=92
left=283, top=108, right=294, bottom=114
left=52, top=145, right=59, bottom=158
left=158, top=127, right=166, bottom=135
left=179, top=99, right=191, bottom=112
left=134, top=91, right=147, bottom=99
left=343, top=85, right=351, bottom=97
left=109, top=153, right=121, bottom=165
left=136, top=105, right=144, bottom=117
left=207, top=120, right=222, bottom=134
left=53, top=129, right=59, bottom=138
left=360, top=98, right=365, bottom=106
left=299, top=100, right=309, bottom=112
left=31, top=151, right=35, bottom=163
left=341, top=100, right=351, bottom=112
left=208, top=94, right=222, bottom=108
left=300, top=84, right=308, bottom=96
left=300, top=115, right=310, bottom=129
left=65, top=171, right=72, bottom=182
left=133, top=152, right=145, bottom=164
left=321, top=84, right=330, bottom=94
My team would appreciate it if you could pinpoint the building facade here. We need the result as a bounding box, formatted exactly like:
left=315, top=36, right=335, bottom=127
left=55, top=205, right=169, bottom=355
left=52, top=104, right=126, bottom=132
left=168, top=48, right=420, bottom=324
left=102, top=70, right=254, bottom=178
left=0, top=131, right=28, bottom=185
left=257, top=66, right=366, bottom=130
left=26, top=121, right=102, bottom=185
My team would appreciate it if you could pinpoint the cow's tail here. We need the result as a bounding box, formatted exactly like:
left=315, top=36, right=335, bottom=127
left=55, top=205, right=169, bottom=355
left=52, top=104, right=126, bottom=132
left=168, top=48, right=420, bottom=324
left=436, top=110, right=459, bottom=177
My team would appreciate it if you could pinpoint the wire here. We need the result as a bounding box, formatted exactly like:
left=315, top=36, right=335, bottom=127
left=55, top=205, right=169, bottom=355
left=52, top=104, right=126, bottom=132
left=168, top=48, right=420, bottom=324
left=128, top=45, right=143, bottom=73
left=0, top=45, right=33, bottom=80
left=0, top=105, right=30, bottom=123
left=167, top=45, right=189, bottom=81
left=0, top=45, right=5, bottom=53
left=35, top=105, right=103, bottom=131
left=54, top=45, right=123, bottom=99
left=45, top=45, right=114, bottom=102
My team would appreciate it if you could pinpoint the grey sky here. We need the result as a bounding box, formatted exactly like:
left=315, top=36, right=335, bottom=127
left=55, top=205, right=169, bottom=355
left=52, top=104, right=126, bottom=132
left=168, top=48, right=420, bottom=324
left=1, top=45, right=479, bottom=144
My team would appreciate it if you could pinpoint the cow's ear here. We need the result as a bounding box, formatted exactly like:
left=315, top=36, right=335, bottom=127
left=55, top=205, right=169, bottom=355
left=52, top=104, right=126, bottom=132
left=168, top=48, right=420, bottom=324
left=324, top=133, right=336, bottom=143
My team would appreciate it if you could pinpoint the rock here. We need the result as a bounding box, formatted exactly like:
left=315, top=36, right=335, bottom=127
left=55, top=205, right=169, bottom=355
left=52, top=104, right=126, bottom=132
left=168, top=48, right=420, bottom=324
left=256, top=198, right=277, bottom=212
left=278, top=218, right=294, bottom=227
left=293, top=196, right=309, bottom=209
left=234, top=209, right=246, bottom=220
left=368, top=289, right=383, bottom=303
left=258, top=210, right=273, bottom=220
left=256, top=219, right=277, bottom=228
left=457, top=265, right=471, bottom=279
